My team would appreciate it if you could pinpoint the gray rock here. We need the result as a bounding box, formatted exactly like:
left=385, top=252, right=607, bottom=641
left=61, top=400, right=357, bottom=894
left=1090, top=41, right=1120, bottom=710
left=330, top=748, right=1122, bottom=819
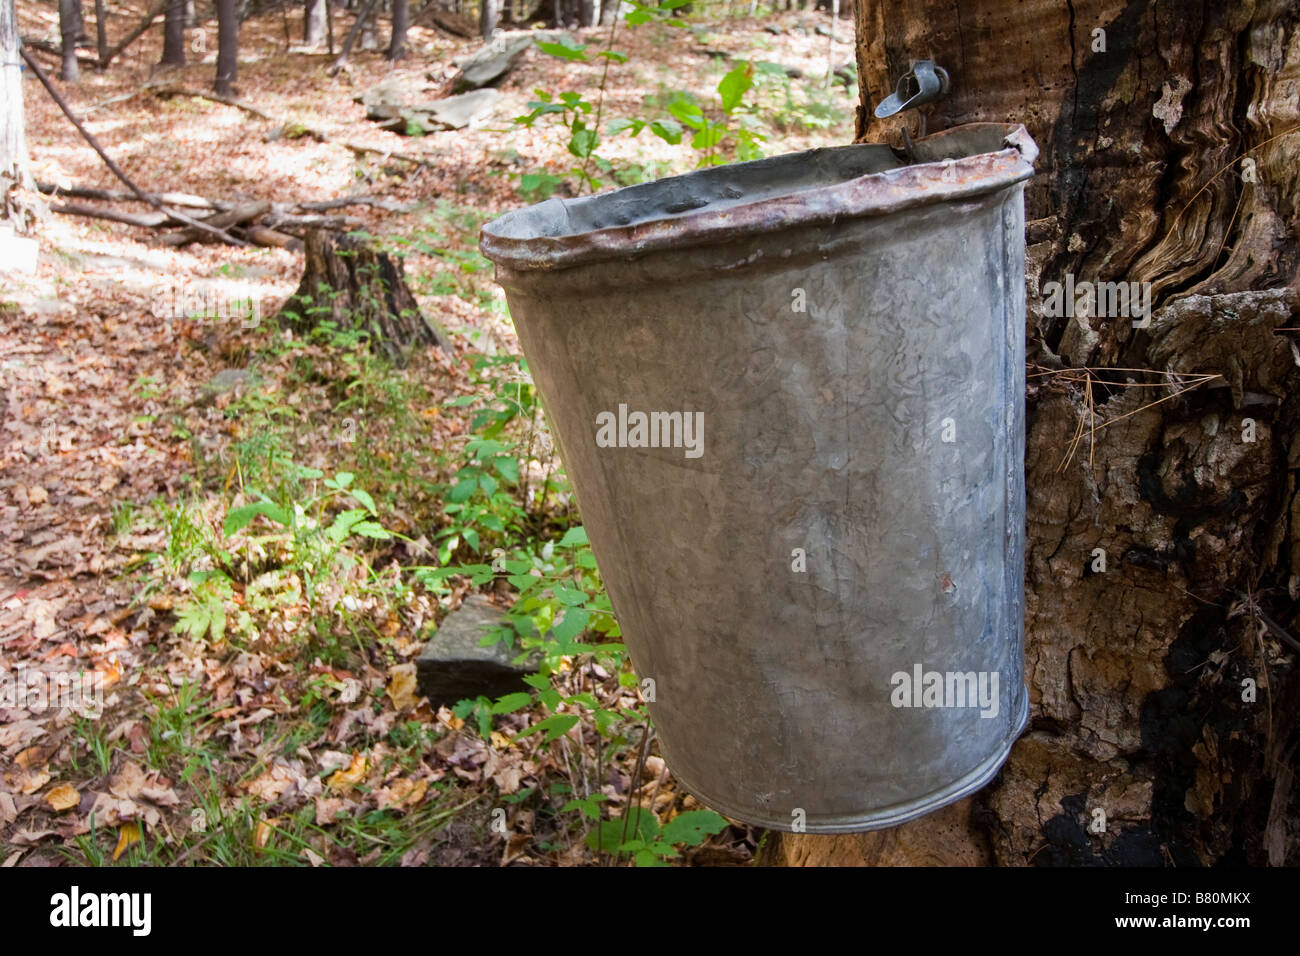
left=361, top=84, right=501, bottom=133
left=423, top=88, right=502, bottom=130
left=450, top=33, right=537, bottom=93
left=195, top=368, right=255, bottom=406
left=416, top=594, right=535, bottom=707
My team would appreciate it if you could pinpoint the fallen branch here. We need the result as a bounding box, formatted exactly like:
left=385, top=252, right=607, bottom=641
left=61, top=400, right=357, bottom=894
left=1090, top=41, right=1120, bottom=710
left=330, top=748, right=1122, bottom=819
left=157, top=200, right=271, bottom=246
left=240, top=224, right=303, bottom=250
left=328, top=0, right=379, bottom=76
left=20, top=49, right=250, bottom=247
left=100, top=0, right=167, bottom=68
left=296, top=196, right=417, bottom=213
left=38, top=180, right=221, bottom=210
left=263, top=211, right=366, bottom=233
left=50, top=201, right=170, bottom=228
left=20, top=36, right=100, bottom=68
left=152, top=86, right=276, bottom=121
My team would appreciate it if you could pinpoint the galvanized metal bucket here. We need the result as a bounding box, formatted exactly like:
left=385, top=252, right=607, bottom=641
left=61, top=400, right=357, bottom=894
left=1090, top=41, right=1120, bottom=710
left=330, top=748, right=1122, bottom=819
left=480, top=123, right=1037, bottom=833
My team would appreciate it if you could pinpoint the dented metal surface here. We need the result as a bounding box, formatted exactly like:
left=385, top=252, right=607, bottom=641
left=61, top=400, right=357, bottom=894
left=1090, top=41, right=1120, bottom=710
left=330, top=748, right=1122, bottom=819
left=481, top=123, right=1037, bottom=273
left=479, top=123, right=1036, bottom=832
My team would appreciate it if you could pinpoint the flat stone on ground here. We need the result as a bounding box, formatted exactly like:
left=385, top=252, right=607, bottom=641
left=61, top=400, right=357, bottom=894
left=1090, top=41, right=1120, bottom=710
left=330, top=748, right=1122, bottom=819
left=416, top=594, right=533, bottom=707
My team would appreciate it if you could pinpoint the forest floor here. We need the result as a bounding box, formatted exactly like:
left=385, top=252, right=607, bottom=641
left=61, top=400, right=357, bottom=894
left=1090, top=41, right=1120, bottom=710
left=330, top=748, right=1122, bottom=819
left=2, top=3, right=855, bottom=866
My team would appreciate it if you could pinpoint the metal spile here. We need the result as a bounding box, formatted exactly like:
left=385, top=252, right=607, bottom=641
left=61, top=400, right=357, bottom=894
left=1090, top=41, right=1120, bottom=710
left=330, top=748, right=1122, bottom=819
left=481, top=122, right=1038, bottom=833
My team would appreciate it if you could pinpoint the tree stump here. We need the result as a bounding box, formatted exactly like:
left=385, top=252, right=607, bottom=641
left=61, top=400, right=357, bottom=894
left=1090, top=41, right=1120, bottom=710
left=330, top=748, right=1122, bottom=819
left=275, top=228, right=450, bottom=363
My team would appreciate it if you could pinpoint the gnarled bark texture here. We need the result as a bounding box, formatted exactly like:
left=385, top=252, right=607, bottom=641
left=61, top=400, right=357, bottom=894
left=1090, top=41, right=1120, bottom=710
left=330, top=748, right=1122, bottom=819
left=276, top=229, right=451, bottom=364
left=768, top=0, right=1300, bottom=867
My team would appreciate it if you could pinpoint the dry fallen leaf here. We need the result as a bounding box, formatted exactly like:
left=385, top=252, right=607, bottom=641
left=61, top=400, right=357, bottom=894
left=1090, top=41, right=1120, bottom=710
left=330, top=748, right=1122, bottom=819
left=113, top=822, right=141, bottom=860
left=109, top=761, right=147, bottom=800
left=386, top=663, right=418, bottom=711
left=46, top=783, right=79, bottom=812
left=93, top=654, right=124, bottom=689
left=501, top=832, right=530, bottom=866
left=9, top=766, right=52, bottom=795
left=327, top=752, right=368, bottom=792
left=15, top=745, right=54, bottom=770
left=253, top=817, right=279, bottom=849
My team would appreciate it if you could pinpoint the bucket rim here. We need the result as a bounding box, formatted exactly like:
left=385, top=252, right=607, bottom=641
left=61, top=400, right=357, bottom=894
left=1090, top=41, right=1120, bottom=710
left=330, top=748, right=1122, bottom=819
left=480, top=122, right=1037, bottom=273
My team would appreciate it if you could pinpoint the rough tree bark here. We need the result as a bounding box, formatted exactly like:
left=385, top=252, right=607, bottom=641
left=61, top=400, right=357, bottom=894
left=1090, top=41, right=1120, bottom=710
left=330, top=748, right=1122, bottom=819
left=215, top=0, right=238, bottom=96
left=768, top=0, right=1300, bottom=867
left=275, top=229, right=451, bottom=363
left=0, top=0, right=28, bottom=222
left=161, top=0, right=186, bottom=66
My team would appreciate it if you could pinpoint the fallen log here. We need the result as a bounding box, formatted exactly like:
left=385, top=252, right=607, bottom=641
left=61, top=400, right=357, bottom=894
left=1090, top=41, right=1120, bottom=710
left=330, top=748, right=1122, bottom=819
left=20, top=49, right=248, bottom=247
left=157, top=200, right=271, bottom=246
left=49, top=201, right=171, bottom=228
left=427, top=11, right=476, bottom=39
left=240, top=225, right=303, bottom=250
left=262, top=212, right=365, bottom=233
left=38, top=181, right=220, bottom=210
left=296, top=196, right=416, bottom=213
left=20, top=36, right=100, bottom=68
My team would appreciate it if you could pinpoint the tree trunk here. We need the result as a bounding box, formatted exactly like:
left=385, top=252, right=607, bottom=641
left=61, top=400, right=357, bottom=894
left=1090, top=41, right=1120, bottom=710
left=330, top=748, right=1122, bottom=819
left=387, top=0, right=408, bottom=59
left=275, top=229, right=451, bottom=363
left=305, top=0, right=328, bottom=46
left=479, top=0, right=499, bottom=39
left=68, top=0, right=87, bottom=45
left=161, top=0, right=186, bottom=65
left=767, top=0, right=1300, bottom=867
left=0, top=0, right=28, bottom=221
left=360, top=4, right=380, bottom=49
left=215, top=0, right=238, bottom=96
left=93, top=0, right=108, bottom=65
left=328, top=0, right=377, bottom=73
left=59, top=0, right=81, bottom=81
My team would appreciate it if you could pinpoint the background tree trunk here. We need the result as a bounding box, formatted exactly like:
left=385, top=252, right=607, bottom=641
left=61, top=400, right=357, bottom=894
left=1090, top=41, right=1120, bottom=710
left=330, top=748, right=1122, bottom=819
left=59, top=0, right=81, bottom=81
left=215, top=0, right=238, bottom=95
left=767, top=0, right=1300, bottom=867
left=0, top=0, right=28, bottom=221
left=305, top=0, right=328, bottom=46
left=93, top=0, right=108, bottom=65
left=479, top=0, right=499, bottom=39
left=161, top=0, right=186, bottom=65
left=387, top=0, right=408, bottom=59
left=360, top=1, right=380, bottom=49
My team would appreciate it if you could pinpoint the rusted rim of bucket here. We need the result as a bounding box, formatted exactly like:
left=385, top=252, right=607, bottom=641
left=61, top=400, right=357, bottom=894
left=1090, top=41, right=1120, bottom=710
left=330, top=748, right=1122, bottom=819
left=480, top=123, right=1037, bottom=273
